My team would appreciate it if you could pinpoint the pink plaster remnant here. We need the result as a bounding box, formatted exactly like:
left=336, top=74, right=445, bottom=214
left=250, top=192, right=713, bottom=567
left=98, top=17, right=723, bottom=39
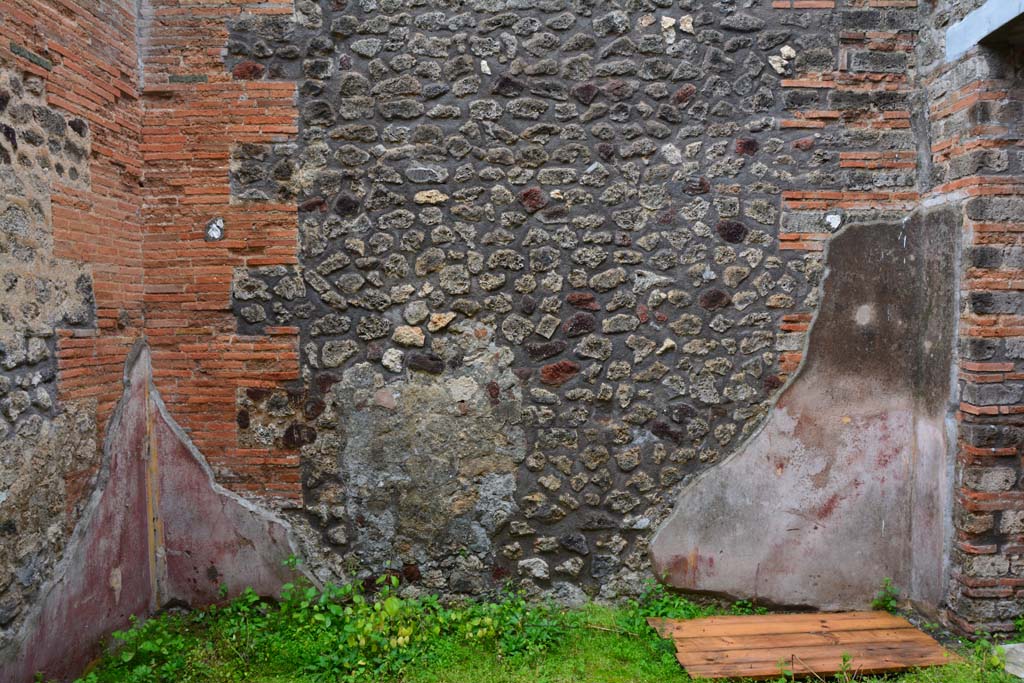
left=1, top=344, right=302, bottom=682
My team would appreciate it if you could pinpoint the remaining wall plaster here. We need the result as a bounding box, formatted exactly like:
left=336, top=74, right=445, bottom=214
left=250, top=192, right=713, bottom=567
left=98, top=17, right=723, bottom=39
left=651, top=208, right=958, bottom=611
left=0, top=344, right=303, bottom=682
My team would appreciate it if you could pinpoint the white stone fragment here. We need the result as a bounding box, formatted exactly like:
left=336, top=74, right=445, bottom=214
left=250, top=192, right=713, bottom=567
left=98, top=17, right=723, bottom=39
left=679, top=15, right=694, bottom=34
left=656, top=339, right=676, bottom=355
left=825, top=213, right=843, bottom=230
left=780, top=44, right=797, bottom=60
left=480, top=60, right=491, bottom=75
left=382, top=349, right=404, bottom=373
left=518, top=557, right=550, bottom=580
left=661, top=16, right=676, bottom=43
left=768, top=55, right=788, bottom=74
left=660, top=143, right=683, bottom=165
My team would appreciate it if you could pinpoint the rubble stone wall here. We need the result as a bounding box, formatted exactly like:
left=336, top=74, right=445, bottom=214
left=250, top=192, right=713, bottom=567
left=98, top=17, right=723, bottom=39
left=214, top=0, right=940, bottom=603
left=0, top=0, right=144, bottom=662
left=221, top=2, right=829, bottom=599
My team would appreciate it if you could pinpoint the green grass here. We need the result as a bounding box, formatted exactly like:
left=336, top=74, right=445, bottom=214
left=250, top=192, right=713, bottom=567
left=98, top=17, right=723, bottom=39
left=69, top=577, right=1021, bottom=683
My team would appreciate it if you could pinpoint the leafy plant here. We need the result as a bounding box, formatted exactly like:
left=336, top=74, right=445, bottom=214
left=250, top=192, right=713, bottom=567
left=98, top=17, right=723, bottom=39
left=617, top=580, right=766, bottom=637
left=729, top=598, right=768, bottom=616
left=618, top=580, right=713, bottom=634
left=835, top=652, right=860, bottom=682
left=73, top=612, right=211, bottom=683
left=970, top=632, right=1007, bottom=672
left=871, top=578, right=901, bottom=613
left=775, top=656, right=795, bottom=681
left=282, top=575, right=444, bottom=682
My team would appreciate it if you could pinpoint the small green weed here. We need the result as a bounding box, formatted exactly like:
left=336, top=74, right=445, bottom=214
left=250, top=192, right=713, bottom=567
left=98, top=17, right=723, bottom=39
left=454, top=591, right=576, bottom=660
left=871, top=578, right=902, bottom=613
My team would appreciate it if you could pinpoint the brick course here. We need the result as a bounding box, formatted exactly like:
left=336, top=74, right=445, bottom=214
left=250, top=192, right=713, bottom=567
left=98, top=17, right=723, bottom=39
left=919, top=7, right=1024, bottom=634
left=139, top=0, right=302, bottom=501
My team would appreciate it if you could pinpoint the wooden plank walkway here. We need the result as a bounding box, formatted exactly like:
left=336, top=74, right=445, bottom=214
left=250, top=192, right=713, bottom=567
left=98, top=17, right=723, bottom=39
left=648, top=611, right=957, bottom=680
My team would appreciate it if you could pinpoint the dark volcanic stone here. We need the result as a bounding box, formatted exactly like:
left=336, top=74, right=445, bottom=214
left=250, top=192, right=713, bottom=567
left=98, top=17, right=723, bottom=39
left=335, top=194, right=361, bottom=216
left=735, top=137, right=759, bottom=155
left=562, top=312, right=596, bottom=337
left=566, top=292, right=600, bottom=310
left=699, top=289, right=732, bottom=310
left=571, top=83, right=600, bottom=105
left=651, top=419, right=686, bottom=444
left=669, top=403, right=697, bottom=424
left=1, top=124, right=16, bottom=150
left=716, top=219, right=748, bottom=244
left=492, top=74, right=524, bottom=97
left=673, top=84, right=697, bottom=104
left=303, top=100, right=335, bottom=127
left=558, top=532, right=590, bottom=556
left=580, top=512, right=616, bottom=530
left=283, top=423, right=317, bottom=448
left=408, top=352, right=444, bottom=374
left=526, top=340, right=568, bottom=361
left=246, top=387, right=271, bottom=401
left=517, top=186, right=548, bottom=212
left=590, top=554, right=617, bottom=579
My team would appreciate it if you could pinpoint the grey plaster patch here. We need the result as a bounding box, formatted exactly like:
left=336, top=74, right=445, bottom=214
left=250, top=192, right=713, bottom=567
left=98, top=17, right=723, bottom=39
left=1005, top=643, right=1024, bottom=680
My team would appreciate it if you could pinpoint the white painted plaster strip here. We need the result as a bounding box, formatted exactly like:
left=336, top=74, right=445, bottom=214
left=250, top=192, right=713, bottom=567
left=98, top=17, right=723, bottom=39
left=946, top=0, right=1024, bottom=62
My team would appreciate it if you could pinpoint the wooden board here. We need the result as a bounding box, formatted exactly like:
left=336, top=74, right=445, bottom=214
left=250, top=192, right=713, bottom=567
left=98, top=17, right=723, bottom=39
left=648, top=611, right=957, bottom=680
